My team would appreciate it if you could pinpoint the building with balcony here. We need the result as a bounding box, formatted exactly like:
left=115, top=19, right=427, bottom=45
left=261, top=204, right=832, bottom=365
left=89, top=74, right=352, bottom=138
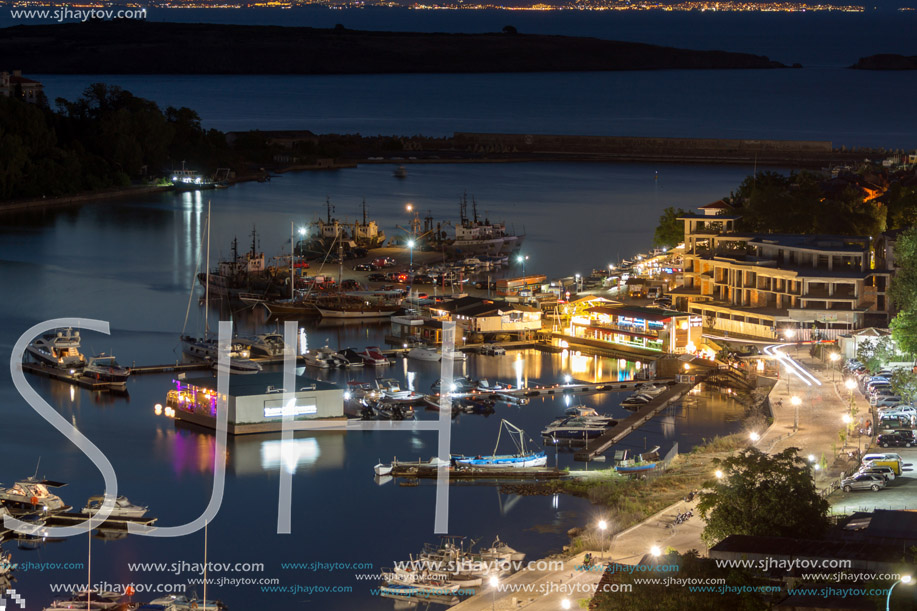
left=427, top=296, right=542, bottom=341
left=0, top=70, right=43, bottom=102
left=569, top=303, right=702, bottom=354
left=674, top=201, right=891, bottom=341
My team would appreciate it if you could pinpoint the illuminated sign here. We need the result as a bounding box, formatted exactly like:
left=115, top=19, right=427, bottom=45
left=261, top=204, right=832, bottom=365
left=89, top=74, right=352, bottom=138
left=263, top=398, right=318, bottom=419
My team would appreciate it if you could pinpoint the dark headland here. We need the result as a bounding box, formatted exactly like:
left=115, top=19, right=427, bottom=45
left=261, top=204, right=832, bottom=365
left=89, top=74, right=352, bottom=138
left=0, top=21, right=791, bottom=75
left=850, top=54, right=917, bottom=70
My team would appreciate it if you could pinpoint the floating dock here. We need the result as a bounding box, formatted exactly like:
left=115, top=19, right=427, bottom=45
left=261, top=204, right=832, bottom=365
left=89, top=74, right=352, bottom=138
left=389, top=464, right=566, bottom=480
left=574, top=382, right=692, bottom=462
left=20, top=362, right=122, bottom=391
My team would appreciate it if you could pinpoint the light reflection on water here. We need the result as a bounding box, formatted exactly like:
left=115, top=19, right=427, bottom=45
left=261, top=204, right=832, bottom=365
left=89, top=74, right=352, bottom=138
left=0, top=163, right=753, bottom=609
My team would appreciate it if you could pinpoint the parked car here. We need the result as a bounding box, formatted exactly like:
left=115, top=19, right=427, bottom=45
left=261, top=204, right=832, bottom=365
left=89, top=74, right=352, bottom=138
left=841, top=473, right=886, bottom=492
left=873, top=395, right=903, bottom=408
left=353, top=263, right=376, bottom=272
left=878, top=406, right=917, bottom=418
left=413, top=274, right=434, bottom=285
left=857, top=464, right=897, bottom=482
left=877, top=432, right=915, bottom=448
left=367, top=273, right=387, bottom=282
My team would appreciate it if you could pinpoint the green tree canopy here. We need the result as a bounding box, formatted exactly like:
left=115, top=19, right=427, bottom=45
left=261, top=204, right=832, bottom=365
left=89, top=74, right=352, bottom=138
left=856, top=336, right=897, bottom=373
left=697, top=447, right=829, bottom=547
left=592, top=549, right=776, bottom=611
left=653, top=206, right=687, bottom=248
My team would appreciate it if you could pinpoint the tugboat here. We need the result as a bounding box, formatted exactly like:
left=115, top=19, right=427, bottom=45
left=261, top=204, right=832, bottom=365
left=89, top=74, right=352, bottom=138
left=26, top=328, right=86, bottom=370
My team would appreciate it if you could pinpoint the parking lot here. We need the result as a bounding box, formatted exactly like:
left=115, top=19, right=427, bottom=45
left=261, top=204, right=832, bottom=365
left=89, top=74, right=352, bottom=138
left=829, top=446, right=917, bottom=513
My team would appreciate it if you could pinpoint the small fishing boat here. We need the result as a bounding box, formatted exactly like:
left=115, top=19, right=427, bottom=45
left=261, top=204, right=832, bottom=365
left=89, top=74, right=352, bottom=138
left=614, top=448, right=660, bottom=473
left=431, top=376, right=476, bottom=394
left=302, top=349, right=334, bottom=369
left=374, top=461, right=393, bottom=477
left=211, top=356, right=263, bottom=375
left=393, top=165, right=408, bottom=179
left=452, top=420, right=547, bottom=469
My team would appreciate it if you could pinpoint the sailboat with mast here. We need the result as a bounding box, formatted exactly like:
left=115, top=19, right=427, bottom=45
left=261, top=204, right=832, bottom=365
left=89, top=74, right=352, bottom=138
left=180, top=202, right=263, bottom=375
left=451, top=420, right=547, bottom=469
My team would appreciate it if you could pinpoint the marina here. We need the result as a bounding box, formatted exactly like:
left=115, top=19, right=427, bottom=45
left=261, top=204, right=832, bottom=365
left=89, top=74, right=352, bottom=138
left=0, top=162, right=760, bottom=609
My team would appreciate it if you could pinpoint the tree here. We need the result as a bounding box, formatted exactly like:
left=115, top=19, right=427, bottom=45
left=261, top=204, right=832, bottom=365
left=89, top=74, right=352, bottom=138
left=890, top=227, right=917, bottom=311
left=697, top=447, right=829, bottom=547
left=502, top=25, right=518, bottom=35
left=890, top=369, right=917, bottom=403
left=856, top=336, right=896, bottom=373
left=654, top=206, right=687, bottom=248
left=591, top=550, right=775, bottom=611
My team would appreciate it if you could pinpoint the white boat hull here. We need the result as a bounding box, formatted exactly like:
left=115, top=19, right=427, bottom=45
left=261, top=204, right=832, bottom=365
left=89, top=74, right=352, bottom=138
left=316, top=307, right=399, bottom=319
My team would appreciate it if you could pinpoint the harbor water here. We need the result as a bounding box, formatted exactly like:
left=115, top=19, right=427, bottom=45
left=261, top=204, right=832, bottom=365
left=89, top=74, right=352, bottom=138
left=0, top=164, right=749, bottom=608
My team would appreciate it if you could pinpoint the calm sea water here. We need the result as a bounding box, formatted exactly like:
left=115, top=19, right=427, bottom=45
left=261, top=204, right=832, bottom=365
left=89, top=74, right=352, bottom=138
left=0, top=164, right=748, bottom=608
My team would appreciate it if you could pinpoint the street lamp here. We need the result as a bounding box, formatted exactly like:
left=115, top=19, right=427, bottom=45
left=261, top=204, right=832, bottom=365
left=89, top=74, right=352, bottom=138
left=791, top=396, right=801, bottom=431
left=749, top=431, right=760, bottom=443
left=407, top=239, right=415, bottom=271
left=598, top=519, right=608, bottom=561
left=842, top=414, right=852, bottom=450
left=715, top=469, right=724, bottom=480
left=517, top=254, right=528, bottom=279
left=650, top=545, right=662, bottom=558
left=887, top=575, right=913, bottom=611
left=829, top=351, right=840, bottom=383
left=489, top=575, right=499, bottom=611
left=561, top=600, right=572, bottom=610
left=564, top=374, right=572, bottom=385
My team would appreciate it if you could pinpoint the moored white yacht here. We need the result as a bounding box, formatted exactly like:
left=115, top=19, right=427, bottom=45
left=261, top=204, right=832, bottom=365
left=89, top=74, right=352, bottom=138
left=0, top=477, right=69, bottom=513
left=81, top=355, right=131, bottom=387
left=26, top=327, right=86, bottom=370
left=82, top=495, right=148, bottom=519
left=243, top=332, right=286, bottom=358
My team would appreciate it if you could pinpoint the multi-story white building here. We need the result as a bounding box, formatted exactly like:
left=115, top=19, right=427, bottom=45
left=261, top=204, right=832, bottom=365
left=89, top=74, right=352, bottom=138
left=673, top=201, right=891, bottom=341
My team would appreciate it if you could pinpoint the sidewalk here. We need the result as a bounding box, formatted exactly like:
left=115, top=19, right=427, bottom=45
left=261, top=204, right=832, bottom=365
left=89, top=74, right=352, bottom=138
left=757, top=348, right=869, bottom=487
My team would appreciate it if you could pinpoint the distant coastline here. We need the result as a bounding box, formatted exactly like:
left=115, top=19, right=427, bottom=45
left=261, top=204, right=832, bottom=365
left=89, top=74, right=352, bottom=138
left=850, top=53, right=917, bottom=69
left=0, top=21, right=793, bottom=75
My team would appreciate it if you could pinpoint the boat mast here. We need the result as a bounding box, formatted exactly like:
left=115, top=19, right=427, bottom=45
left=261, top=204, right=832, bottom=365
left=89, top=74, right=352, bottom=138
left=290, top=221, right=295, bottom=301
left=204, top=201, right=211, bottom=338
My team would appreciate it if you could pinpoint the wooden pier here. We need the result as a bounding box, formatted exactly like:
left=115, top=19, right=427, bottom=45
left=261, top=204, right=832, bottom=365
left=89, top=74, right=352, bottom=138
left=128, top=362, right=210, bottom=375
left=46, top=513, right=158, bottom=529
left=573, top=382, right=692, bottom=462
left=20, top=362, right=118, bottom=391
left=389, top=464, right=566, bottom=480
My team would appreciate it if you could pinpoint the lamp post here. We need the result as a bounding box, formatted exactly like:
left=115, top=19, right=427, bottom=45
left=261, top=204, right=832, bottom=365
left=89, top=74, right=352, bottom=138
left=749, top=431, right=760, bottom=444
left=785, top=328, right=797, bottom=357
left=598, top=519, right=608, bottom=561
left=517, top=254, right=528, bottom=279
left=842, top=414, right=852, bottom=451
left=489, top=575, right=499, bottom=611
left=791, top=395, right=801, bottom=432
left=561, top=600, right=572, bottom=610
left=715, top=469, right=724, bottom=480
left=886, top=575, right=913, bottom=611
left=650, top=545, right=662, bottom=558
left=407, top=239, right=415, bottom=272
left=829, top=352, right=840, bottom=383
